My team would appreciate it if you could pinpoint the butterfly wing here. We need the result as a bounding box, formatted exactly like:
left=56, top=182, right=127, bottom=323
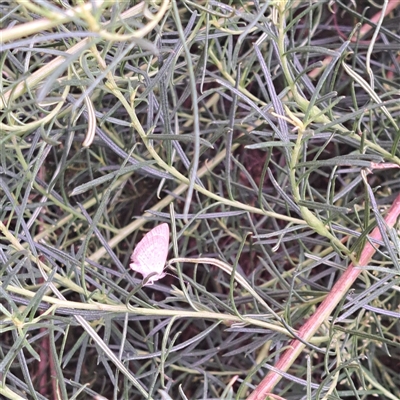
left=130, top=223, right=170, bottom=285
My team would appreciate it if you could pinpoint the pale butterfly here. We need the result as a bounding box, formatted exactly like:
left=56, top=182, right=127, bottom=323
left=130, top=223, right=170, bottom=285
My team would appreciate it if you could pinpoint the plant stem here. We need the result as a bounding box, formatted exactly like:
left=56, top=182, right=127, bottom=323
left=247, top=192, right=400, bottom=400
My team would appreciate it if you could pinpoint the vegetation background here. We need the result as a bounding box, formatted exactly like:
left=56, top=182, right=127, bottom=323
left=1, top=1, right=400, bottom=399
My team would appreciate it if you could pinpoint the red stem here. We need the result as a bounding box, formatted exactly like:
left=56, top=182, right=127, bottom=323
left=247, top=193, right=400, bottom=400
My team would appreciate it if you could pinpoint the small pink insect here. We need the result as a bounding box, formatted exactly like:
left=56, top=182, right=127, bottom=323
left=130, top=223, right=170, bottom=285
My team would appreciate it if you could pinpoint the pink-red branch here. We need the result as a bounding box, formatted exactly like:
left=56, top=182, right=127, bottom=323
left=247, top=193, right=400, bottom=400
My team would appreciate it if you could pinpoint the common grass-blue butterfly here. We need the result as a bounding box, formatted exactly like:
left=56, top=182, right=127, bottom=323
left=130, top=223, right=170, bottom=285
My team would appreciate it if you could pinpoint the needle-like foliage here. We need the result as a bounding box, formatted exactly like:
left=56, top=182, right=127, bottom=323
left=1, top=1, right=400, bottom=399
